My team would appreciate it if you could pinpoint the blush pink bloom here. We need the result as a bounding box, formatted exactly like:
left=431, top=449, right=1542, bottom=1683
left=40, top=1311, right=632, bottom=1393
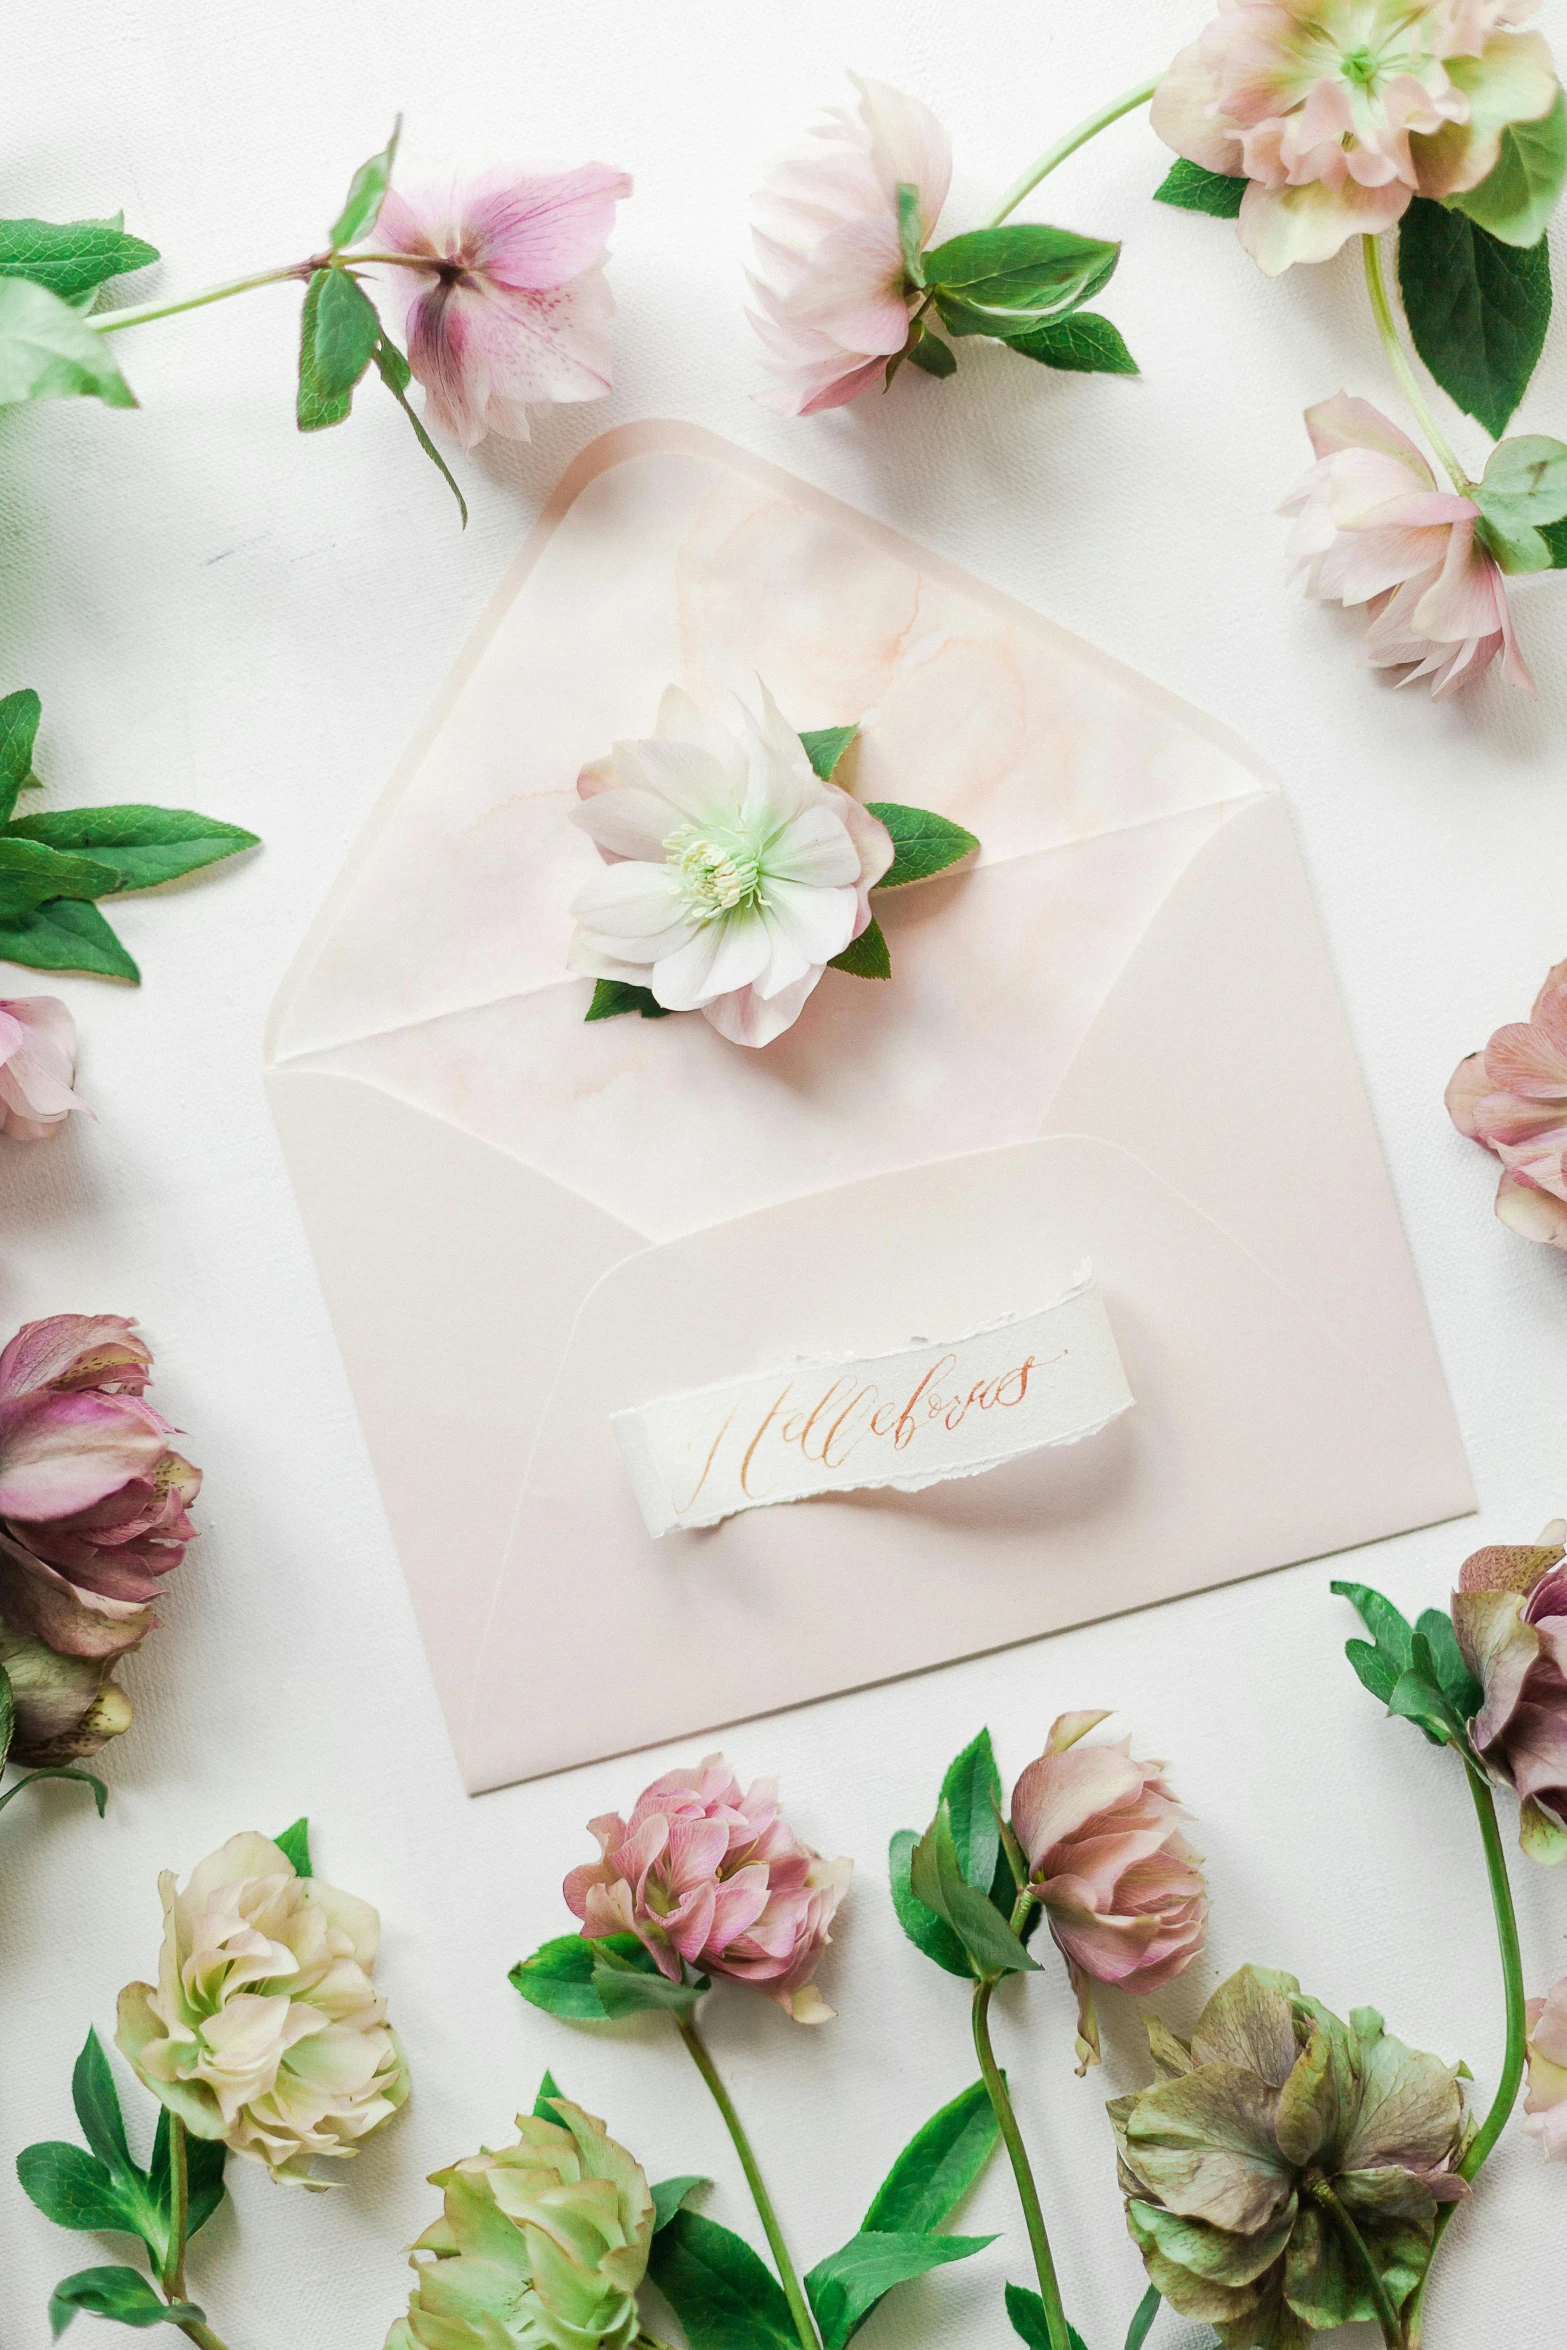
left=1280, top=393, right=1532, bottom=694
left=749, top=74, right=952, bottom=414
left=1525, top=1969, right=1567, bottom=2156
left=1447, top=959, right=1567, bottom=1245
left=0, top=996, right=88, bottom=1141
left=1452, top=1527, right=1567, bottom=1861
left=564, top=1754, right=852, bottom=2023
left=0, top=1315, right=199, bottom=1670
left=1153, top=0, right=1559, bottom=273
left=1010, top=1711, right=1208, bottom=2070
left=370, top=161, right=632, bottom=449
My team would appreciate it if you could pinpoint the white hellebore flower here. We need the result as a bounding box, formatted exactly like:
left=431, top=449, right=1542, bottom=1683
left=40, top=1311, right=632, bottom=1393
left=568, top=684, right=894, bottom=1048
left=116, top=1831, right=409, bottom=2184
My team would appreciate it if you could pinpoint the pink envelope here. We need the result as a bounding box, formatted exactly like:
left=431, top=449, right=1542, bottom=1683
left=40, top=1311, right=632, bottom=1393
left=265, top=421, right=1473, bottom=1793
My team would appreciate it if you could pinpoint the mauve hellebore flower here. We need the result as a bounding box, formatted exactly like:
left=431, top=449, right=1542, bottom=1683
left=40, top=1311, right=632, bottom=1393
left=1452, top=1524, right=1567, bottom=1860
left=1524, top=1968, right=1567, bottom=2158
left=1012, top=1711, right=1208, bottom=2070
left=1447, top=960, right=1567, bottom=1245
left=0, top=1315, right=197, bottom=1760
left=565, top=1754, right=852, bottom=2022
left=371, top=161, right=631, bottom=449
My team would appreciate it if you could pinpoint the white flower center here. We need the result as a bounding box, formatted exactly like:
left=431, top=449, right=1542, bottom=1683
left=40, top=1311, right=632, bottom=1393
left=664, top=825, right=766, bottom=919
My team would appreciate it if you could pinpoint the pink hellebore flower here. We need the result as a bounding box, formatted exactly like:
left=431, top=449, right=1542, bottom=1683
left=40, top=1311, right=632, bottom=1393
left=1280, top=394, right=1532, bottom=694
left=0, top=996, right=88, bottom=1141
left=1525, top=1969, right=1567, bottom=2156
left=1152, top=0, right=1559, bottom=273
left=1447, top=960, right=1567, bottom=1245
left=1452, top=1527, right=1567, bottom=1860
left=0, top=1316, right=199, bottom=1666
left=564, top=1754, right=852, bottom=2022
left=371, top=161, right=632, bottom=449
left=749, top=74, right=952, bottom=414
left=1010, top=1712, right=1208, bottom=2070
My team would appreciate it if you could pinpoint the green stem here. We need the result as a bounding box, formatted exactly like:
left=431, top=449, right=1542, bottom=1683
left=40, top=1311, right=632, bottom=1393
left=91, top=262, right=316, bottom=334
left=1124, top=2279, right=1161, bottom=2349
left=675, top=2018, right=821, bottom=2350
left=1311, top=2179, right=1404, bottom=2349
left=972, top=1976, right=1072, bottom=2350
left=158, top=2117, right=233, bottom=2350
left=175, top=2324, right=232, bottom=2350
left=988, top=75, right=1160, bottom=226
left=1360, top=233, right=1471, bottom=491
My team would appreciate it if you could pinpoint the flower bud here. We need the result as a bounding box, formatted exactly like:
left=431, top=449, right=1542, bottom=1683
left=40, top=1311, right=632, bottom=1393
left=1452, top=1521, right=1567, bottom=1861
left=0, top=1629, right=131, bottom=1761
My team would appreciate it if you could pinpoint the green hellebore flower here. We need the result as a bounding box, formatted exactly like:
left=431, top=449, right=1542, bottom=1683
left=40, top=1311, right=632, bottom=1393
left=1109, top=1965, right=1469, bottom=2348
left=388, top=2098, right=654, bottom=2350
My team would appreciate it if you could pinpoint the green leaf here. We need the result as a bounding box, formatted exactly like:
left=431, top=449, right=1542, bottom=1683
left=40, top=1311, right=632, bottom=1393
left=925, top=224, right=1120, bottom=337
left=7, top=805, right=260, bottom=893
left=910, top=1804, right=1039, bottom=1977
left=1344, top=1637, right=1399, bottom=1706
left=939, top=1731, right=1003, bottom=1893
left=1004, top=311, right=1138, bottom=374
left=0, top=687, right=42, bottom=827
left=0, top=896, right=139, bottom=981
left=897, top=183, right=926, bottom=287
left=0, top=216, right=159, bottom=304
left=531, top=2068, right=565, bottom=2122
left=0, top=837, right=118, bottom=916
left=71, top=2033, right=135, bottom=2183
left=0, top=278, right=137, bottom=409
left=331, top=118, right=402, bottom=250
left=1449, top=90, right=1567, bottom=249
left=653, top=2174, right=710, bottom=2232
left=297, top=266, right=381, bottom=431
left=1397, top=199, right=1550, bottom=436
left=0, top=1765, right=108, bottom=1817
left=1125, top=2281, right=1162, bottom=2350
left=49, top=2267, right=202, bottom=2337
left=799, top=725, right=858, bottom=782
left=862, top=2078, right=999, bottom=2236
left=1471, top=433, right=1567, bottom=571
left=807, top=2231, right=995, bottom=2350
left=907, top=328, right=957, bottom=378
left=1005, top=2282, right=1090, bottom=2350
left=866, top=802, right=979, bottom=888
left=148, top=2112, right=225, bottom=2241
left=1332, top=1581, right=1415, bottom=1676
left=0, top=1657, right=12, bottom=1770
left=273, top=1818, right=312, bottom=1876
left=508, top=1931, right=663, bottom=2022
left=17, top=2144, right=140, bottom=2237
left=889, top=1828, right=974, bottom=1978
left=647, top=2208, right=799, bottom=2350
left=829, top=916, right=890, bottom=980
left=585, top=977, right=673, bottom=1022
left=1154, top=158, right=1247, bottom=217
left=591, top=1946, right=708, bottom=2019
left=1416, top=1608, right=1484, bottom=1721
left=375, top=334, right=468, bottom=524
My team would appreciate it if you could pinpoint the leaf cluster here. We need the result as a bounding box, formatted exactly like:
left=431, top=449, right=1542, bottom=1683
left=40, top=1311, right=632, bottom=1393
left=1333, top=1580, right=1483, bottom=1751
left=890, top=1729, right=1038, bottom=1982
left=509, top=1927, right=712, bottom=2023
left=0, top=1661, right=107, bottom=1821
left=0, top=213, right=156, bottom=414
left=896, top=195, right=1137, bottom=385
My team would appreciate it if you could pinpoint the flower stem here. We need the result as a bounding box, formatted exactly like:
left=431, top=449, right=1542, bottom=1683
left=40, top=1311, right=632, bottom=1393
left=1311, top=2179, right=1404, bottom=2348
left=91, top=262, right=318, bottom=334
left=675, top=2017, right=821, bottom=2350
left=988, top=75, right=1161, bottom=227
left=1124, top=2280, right=1161, bottom=2348
left=1360, top=233, right=1472, bottom=492
left=1404, top=1761, right=1530, bottom=2349
left=972, top=1976, right=1072, bottom=2350
left=160, top=2117, right=233, bottom=2350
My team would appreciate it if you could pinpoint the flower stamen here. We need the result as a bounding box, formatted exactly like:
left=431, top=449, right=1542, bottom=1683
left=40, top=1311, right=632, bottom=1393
left=663, top=825, right=764, bottom=918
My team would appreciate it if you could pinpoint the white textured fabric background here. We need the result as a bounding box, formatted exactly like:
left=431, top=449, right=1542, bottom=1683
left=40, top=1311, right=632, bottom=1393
left=3, top=3, right=1565, bottom=2343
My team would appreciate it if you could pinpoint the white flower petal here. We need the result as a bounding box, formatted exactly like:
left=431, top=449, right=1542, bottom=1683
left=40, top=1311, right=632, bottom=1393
left=763, top=877, right=858, bottom=975
left=572, top=787, right=685, bottom=861
left=570, top=860, right=692, bottom=950
left=613, top=737, right=740, bottom=827
left=766, top=805, right=861, bottom=888
left=702, top=971, right=822, bottom=1046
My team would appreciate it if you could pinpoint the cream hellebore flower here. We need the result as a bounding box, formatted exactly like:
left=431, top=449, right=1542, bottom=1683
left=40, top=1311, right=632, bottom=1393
left=387, top=2099, right=654, bottom=2350
left=116, top=1832, right=408, bottom=2183
left=1153, top=0, right=1560, bottom=273
left=1280, top=393, right=1532, bottom=693
left=568, top=685, right=894, bottom=1048
left=749, top=74, right=952, bottom=413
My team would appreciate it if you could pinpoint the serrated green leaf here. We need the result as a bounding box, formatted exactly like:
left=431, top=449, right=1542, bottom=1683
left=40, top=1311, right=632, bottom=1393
left=7, top=805, right=260, bottom=892
left=889, top=1828, right=974, bottom=1977
left=71, top=2033, right=135, bottom=2183
left=148, top=2113, right=224, bottom=2242
left=1416, top=1609, right=1485, bottom=1720
left=799, top=725, right=858, bottom=781
left=862, top=2078, right=999, bottom=2235
left=375, top=333, right=468, bottom=524
left=585, top=977, right=673, bottom=1021
left=0, top=216, right=159, bottom=304
left=866, top=801, right=979, bottom=888
left=49, top=2267, right=201, bottom=2337
left=907, top=328, right=957, bottom=378
left=647, top=2208, right=798, bottom=2350
left=1449, top=89, right=1567, bottom=249
left=0, top=895, right=139, bottom=980
left=1387, top=1664, right=1456, bottom=1746
left=331, top=118, right=401, bottom=250
left=1154, top=158, right=1247, bottom=217
left=829, top=916, right=890, bottom=979
left=0, top=687, right=42, bottom=826
left=897, top=183, right=926, bottom=287
left=807, top=2230, right=995, bottom=2350
left=0, top=837, right=118, bottom=915
left=653, top=2174, right=710, bottom=2231
left=1004, top=2283, right=1090, bottom=2350
left=508, top=1931, right=662, bottom=2022
left=592, top=1946, right=708, bottom=2018
left=1344, top=1637, right=1399, bottom=1706
left=17, top=2143, right=141, bottom=2238
left=926, top=224, right=1120, bottom=337
left=1332, top=1582, right=1415, bottom=1674
left=0, top=278, right=137, bottom=409
left=940, top=1731, right=1002, bottom=1893
left=273, top=1818, right=312, bottom=1876
left=1005, top=310, right=1138, bottom=374
left=298, top=267, right=381, bottom=431
left=1398, top=199, right=1550, bottom=436
left=911, top=1804, right=1039, bottom=1977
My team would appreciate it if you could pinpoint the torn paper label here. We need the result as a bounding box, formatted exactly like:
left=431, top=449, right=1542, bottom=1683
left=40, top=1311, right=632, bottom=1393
left=611, top=1265, right=1133, bottom=1537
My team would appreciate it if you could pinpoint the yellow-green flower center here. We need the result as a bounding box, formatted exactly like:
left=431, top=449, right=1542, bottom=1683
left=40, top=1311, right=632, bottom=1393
left=664, top=825, right=765, bottom=919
